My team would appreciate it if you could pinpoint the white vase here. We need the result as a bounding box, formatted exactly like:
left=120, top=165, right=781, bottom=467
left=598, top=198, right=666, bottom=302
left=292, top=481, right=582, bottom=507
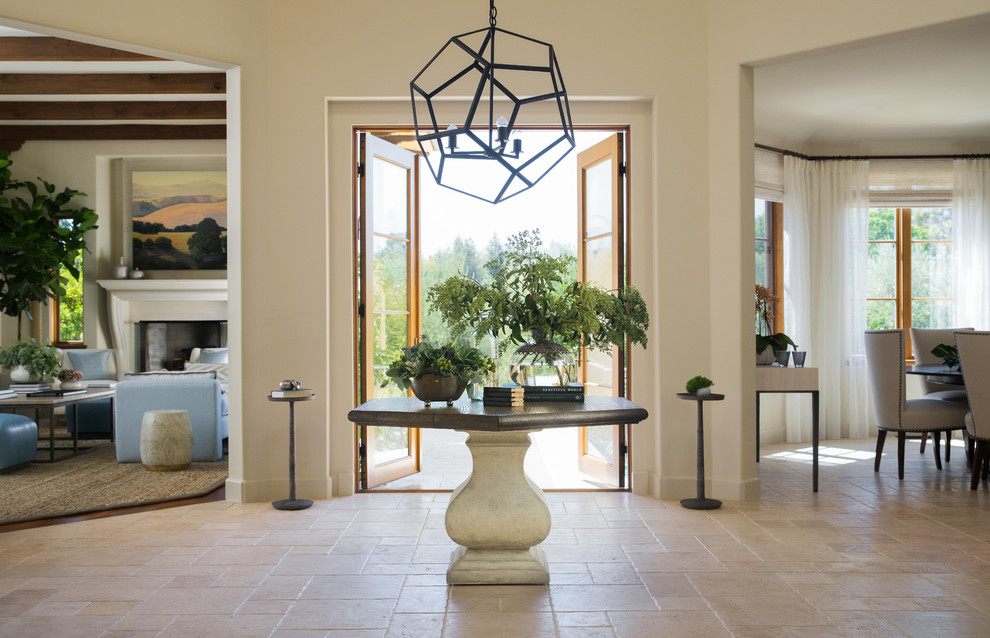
left=756, top=346, right=776, bottom=366
left=10, top=365, right=34, bottom=383
left=59, top=380, right=87, bottom=391
left=696, top=386, right=712, bottom=397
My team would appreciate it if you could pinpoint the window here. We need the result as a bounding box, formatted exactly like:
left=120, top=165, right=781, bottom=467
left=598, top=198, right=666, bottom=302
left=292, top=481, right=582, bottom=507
left=755, top=198, right=783, bottom=331
left=867, top=207, right=953, bottom=357
left=52, top=220, right=84, bottom=346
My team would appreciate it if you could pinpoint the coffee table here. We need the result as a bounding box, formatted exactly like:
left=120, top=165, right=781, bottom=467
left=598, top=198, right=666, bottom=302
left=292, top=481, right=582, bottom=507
left=348, top=395, right=649, bottom=585
left=0, top=388, right=116, bottom=462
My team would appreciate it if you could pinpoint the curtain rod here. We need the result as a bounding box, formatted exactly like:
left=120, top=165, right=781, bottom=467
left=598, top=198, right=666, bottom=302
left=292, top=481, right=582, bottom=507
left=755, top=143, right=990, bottom=161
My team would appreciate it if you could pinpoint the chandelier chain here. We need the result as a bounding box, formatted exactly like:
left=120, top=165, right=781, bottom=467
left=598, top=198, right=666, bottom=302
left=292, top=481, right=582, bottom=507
left=489, top=0, right=497, bottom=27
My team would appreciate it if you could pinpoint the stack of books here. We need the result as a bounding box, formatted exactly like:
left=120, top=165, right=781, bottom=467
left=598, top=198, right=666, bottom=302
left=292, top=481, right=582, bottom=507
left=523, top=385, right=585, bottom=402
left=483, top=386, right=524, bottom=407
left=9, top=382, right=52, bottom=394
left=270, top=387, right=313, bottom=398
left=0, top=388, right=16, bottom=400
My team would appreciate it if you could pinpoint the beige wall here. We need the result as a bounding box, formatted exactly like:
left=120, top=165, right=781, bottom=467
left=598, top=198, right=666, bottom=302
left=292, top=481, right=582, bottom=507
left=2, top=0, right=987, bottom=503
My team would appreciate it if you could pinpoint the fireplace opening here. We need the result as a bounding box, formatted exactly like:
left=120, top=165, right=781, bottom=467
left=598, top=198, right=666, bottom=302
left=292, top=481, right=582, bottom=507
left=138, top=321, right=227, bottom=371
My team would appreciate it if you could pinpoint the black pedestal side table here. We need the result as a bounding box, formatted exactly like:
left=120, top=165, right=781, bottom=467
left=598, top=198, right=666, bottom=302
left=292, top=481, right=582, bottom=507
left=269, top=393, right=315, bottom=510
left=676, top=392, right=725, bottom=510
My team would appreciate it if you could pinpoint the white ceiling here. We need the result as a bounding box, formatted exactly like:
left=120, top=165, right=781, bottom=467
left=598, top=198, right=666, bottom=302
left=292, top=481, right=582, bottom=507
left=755, top=14, right=990, bottom=156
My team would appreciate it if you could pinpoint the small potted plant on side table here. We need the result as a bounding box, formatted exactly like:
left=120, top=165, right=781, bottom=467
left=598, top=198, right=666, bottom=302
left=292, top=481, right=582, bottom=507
left=383, top=337, right=495, bottom=406
left=685, top=375, right=714, bottom=398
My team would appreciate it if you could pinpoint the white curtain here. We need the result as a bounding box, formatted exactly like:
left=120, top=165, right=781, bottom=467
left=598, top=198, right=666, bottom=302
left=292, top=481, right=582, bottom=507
left=783, top=157, right=872, bottom=440
left=953, top=158, right=990, bottom=329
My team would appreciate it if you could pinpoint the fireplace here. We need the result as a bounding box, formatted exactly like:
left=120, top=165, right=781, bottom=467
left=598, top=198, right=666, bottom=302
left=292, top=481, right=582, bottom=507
left=97, top=279, right=228, bottom=374
left=139, top=320, right=227, bottom=371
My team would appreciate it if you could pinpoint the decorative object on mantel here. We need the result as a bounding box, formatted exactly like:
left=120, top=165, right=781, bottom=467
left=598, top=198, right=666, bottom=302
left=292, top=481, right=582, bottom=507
left=755, top=284, right=795, bottom=365
left=409, top=0, right=574, bottom=204
left=427, top=230, right=649, bottom=387
left=684, top=375, right=714, bottom=398
left=56, top=368, right=87, bottom=391
left=382, top=337, right=495, bottom=407
left=268, top=381, right=315, bottom=511
left=0, top=150, right=98, bottom=340
left=115, top=257, right=129, bottom=279
left=0, top=339, right=62, bottom=383
left=129, top=267, right=145, bottom=279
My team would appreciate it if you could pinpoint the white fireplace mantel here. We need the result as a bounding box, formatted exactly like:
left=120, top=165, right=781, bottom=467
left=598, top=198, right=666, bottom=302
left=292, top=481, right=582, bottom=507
left=98, top=279, right=228, bottom=372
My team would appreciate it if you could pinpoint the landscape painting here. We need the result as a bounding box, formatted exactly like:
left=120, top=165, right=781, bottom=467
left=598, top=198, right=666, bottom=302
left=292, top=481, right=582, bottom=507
left=131, top=170, right=227, bottom=270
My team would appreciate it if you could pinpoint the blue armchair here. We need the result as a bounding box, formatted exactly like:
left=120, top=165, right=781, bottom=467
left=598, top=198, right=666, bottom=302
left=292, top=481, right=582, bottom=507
left=114, top=378, right=228, bottom=462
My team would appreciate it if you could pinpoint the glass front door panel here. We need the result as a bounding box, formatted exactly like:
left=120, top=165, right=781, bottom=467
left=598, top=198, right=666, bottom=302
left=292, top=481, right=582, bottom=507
left=584, top=159, right=612, bottom=237
left=372, top=425, right=410, bottom=464
left=373, top=157, right=409, bottom=239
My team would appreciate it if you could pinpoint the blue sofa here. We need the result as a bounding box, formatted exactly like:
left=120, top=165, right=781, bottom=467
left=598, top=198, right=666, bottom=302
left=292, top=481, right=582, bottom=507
left=114, top=378, right=228, bottom=462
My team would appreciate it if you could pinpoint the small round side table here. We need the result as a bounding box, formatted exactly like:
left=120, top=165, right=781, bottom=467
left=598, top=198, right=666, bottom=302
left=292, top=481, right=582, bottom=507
left=268, top=393, right=315, bottom=510
left=676, top=392, right=725, bottom=510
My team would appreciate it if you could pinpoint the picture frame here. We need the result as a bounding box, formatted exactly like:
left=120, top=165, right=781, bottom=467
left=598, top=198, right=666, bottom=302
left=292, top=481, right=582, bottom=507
left=120, top=156, right=227, bottom=273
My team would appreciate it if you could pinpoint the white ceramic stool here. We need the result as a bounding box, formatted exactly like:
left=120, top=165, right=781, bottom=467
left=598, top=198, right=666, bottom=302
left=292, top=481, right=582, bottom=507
left=140, top=409, right=193, bottom=471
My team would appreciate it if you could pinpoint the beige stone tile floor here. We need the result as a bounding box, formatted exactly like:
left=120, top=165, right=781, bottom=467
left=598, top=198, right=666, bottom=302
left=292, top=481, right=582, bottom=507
left=1, top=437, right=989, bottom=637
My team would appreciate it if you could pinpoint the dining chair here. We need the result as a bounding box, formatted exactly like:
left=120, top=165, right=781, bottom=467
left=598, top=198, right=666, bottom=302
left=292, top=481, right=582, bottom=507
left=909, top=327, right=973, bottom=457
left=956, top=331, right=990, bottom=489
left=864, top=330, right=969, bottom=479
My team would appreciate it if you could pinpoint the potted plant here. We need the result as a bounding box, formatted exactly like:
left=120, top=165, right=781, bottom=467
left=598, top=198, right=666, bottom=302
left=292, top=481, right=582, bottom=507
left=0, top=150, right=99, bottom=340
left=685, top=375, right=714, bottom=397
left=755, top=284, right=795, bottom=365
left=426, top=230, right=649, bottom=385
left=382, top=337, right=495, bottom=406
left=56, top=368, right=86, bottom=390
left=0, top=338, right=62, bottom=383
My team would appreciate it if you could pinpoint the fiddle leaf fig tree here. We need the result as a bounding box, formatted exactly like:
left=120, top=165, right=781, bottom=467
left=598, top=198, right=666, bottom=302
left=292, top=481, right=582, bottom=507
left=0, top=150, right=99, bottom=340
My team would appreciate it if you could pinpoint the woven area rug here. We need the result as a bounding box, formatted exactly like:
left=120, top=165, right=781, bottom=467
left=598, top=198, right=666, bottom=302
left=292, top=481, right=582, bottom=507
left=0, top=443, right=228, bottom=525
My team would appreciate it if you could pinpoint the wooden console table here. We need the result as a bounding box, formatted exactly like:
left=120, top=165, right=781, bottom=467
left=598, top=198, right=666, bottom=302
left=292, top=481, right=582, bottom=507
left=755, top=366, right=819, bottom=492
left=347, top=396, right=648, bottom=585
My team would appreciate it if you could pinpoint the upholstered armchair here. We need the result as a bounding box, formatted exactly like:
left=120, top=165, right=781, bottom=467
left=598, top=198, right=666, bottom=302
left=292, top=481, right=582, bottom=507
left=910, top=327, right=973, bottom=401
left=60, top=348, right=124, bottom=436
left=864, top=330, right=969, bottom=479
left=956, top=331, right=990, bottom=489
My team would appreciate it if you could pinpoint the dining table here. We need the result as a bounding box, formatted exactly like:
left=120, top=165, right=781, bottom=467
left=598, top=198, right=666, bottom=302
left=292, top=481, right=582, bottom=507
left=905, top=364, right=964, bottom=385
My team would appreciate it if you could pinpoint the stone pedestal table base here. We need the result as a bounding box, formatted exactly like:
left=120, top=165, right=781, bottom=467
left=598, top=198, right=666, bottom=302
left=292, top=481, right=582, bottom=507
left=445, top=429, right=551, bottom=585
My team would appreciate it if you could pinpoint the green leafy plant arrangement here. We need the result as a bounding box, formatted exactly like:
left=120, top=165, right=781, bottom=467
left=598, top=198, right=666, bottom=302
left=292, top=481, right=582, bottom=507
left=0, top=150, right=99, bottom=340
left=0, top=338, right=62, bottom=382
left=931, top=343, right=960, bottom=370
left=382, top=337, right=495, bottom=391
left=685, top=375, right=714, bottom=394
left=425, top=230, right=649, bottom=363
left=755, top=284, right=795, bottom=355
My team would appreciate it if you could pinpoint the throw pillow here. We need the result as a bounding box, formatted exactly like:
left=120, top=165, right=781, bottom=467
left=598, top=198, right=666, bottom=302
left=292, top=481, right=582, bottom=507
left=184, top=361, right=228, bottom=383
left=199, top=348, right=228, bottom=364
left=66, top=349, right=112, bottom=380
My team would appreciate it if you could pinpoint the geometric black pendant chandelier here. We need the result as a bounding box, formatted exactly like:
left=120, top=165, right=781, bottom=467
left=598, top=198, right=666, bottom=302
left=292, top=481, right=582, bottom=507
left=410, top=0, right=574, bottom=204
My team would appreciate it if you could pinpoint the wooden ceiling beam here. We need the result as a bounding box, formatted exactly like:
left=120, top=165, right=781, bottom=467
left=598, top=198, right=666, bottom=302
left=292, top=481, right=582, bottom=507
left=0, top=124, right=226, bottom=142
left=0, top=37, right=164, bottom=62
left=0, top=73, right=226, bottom=95
left=0, top=101, right=227, bottom=120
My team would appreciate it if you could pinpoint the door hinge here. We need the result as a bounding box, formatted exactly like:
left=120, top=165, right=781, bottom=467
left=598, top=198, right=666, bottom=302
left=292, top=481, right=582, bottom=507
left=358, top=443, right=367, bottom=457
left=357, top=302, right=365, bottom=318
left=619, top=442, right=628, bottom=456
left=619, top=162, right=627, bottom=176
left=357, top=162, right=365, bottom=177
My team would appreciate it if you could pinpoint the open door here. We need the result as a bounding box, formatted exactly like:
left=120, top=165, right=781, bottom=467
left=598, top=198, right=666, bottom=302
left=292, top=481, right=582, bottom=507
left=576, top=133, right=626, bottom=486
left=358, top=133, right=422, bottom=488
